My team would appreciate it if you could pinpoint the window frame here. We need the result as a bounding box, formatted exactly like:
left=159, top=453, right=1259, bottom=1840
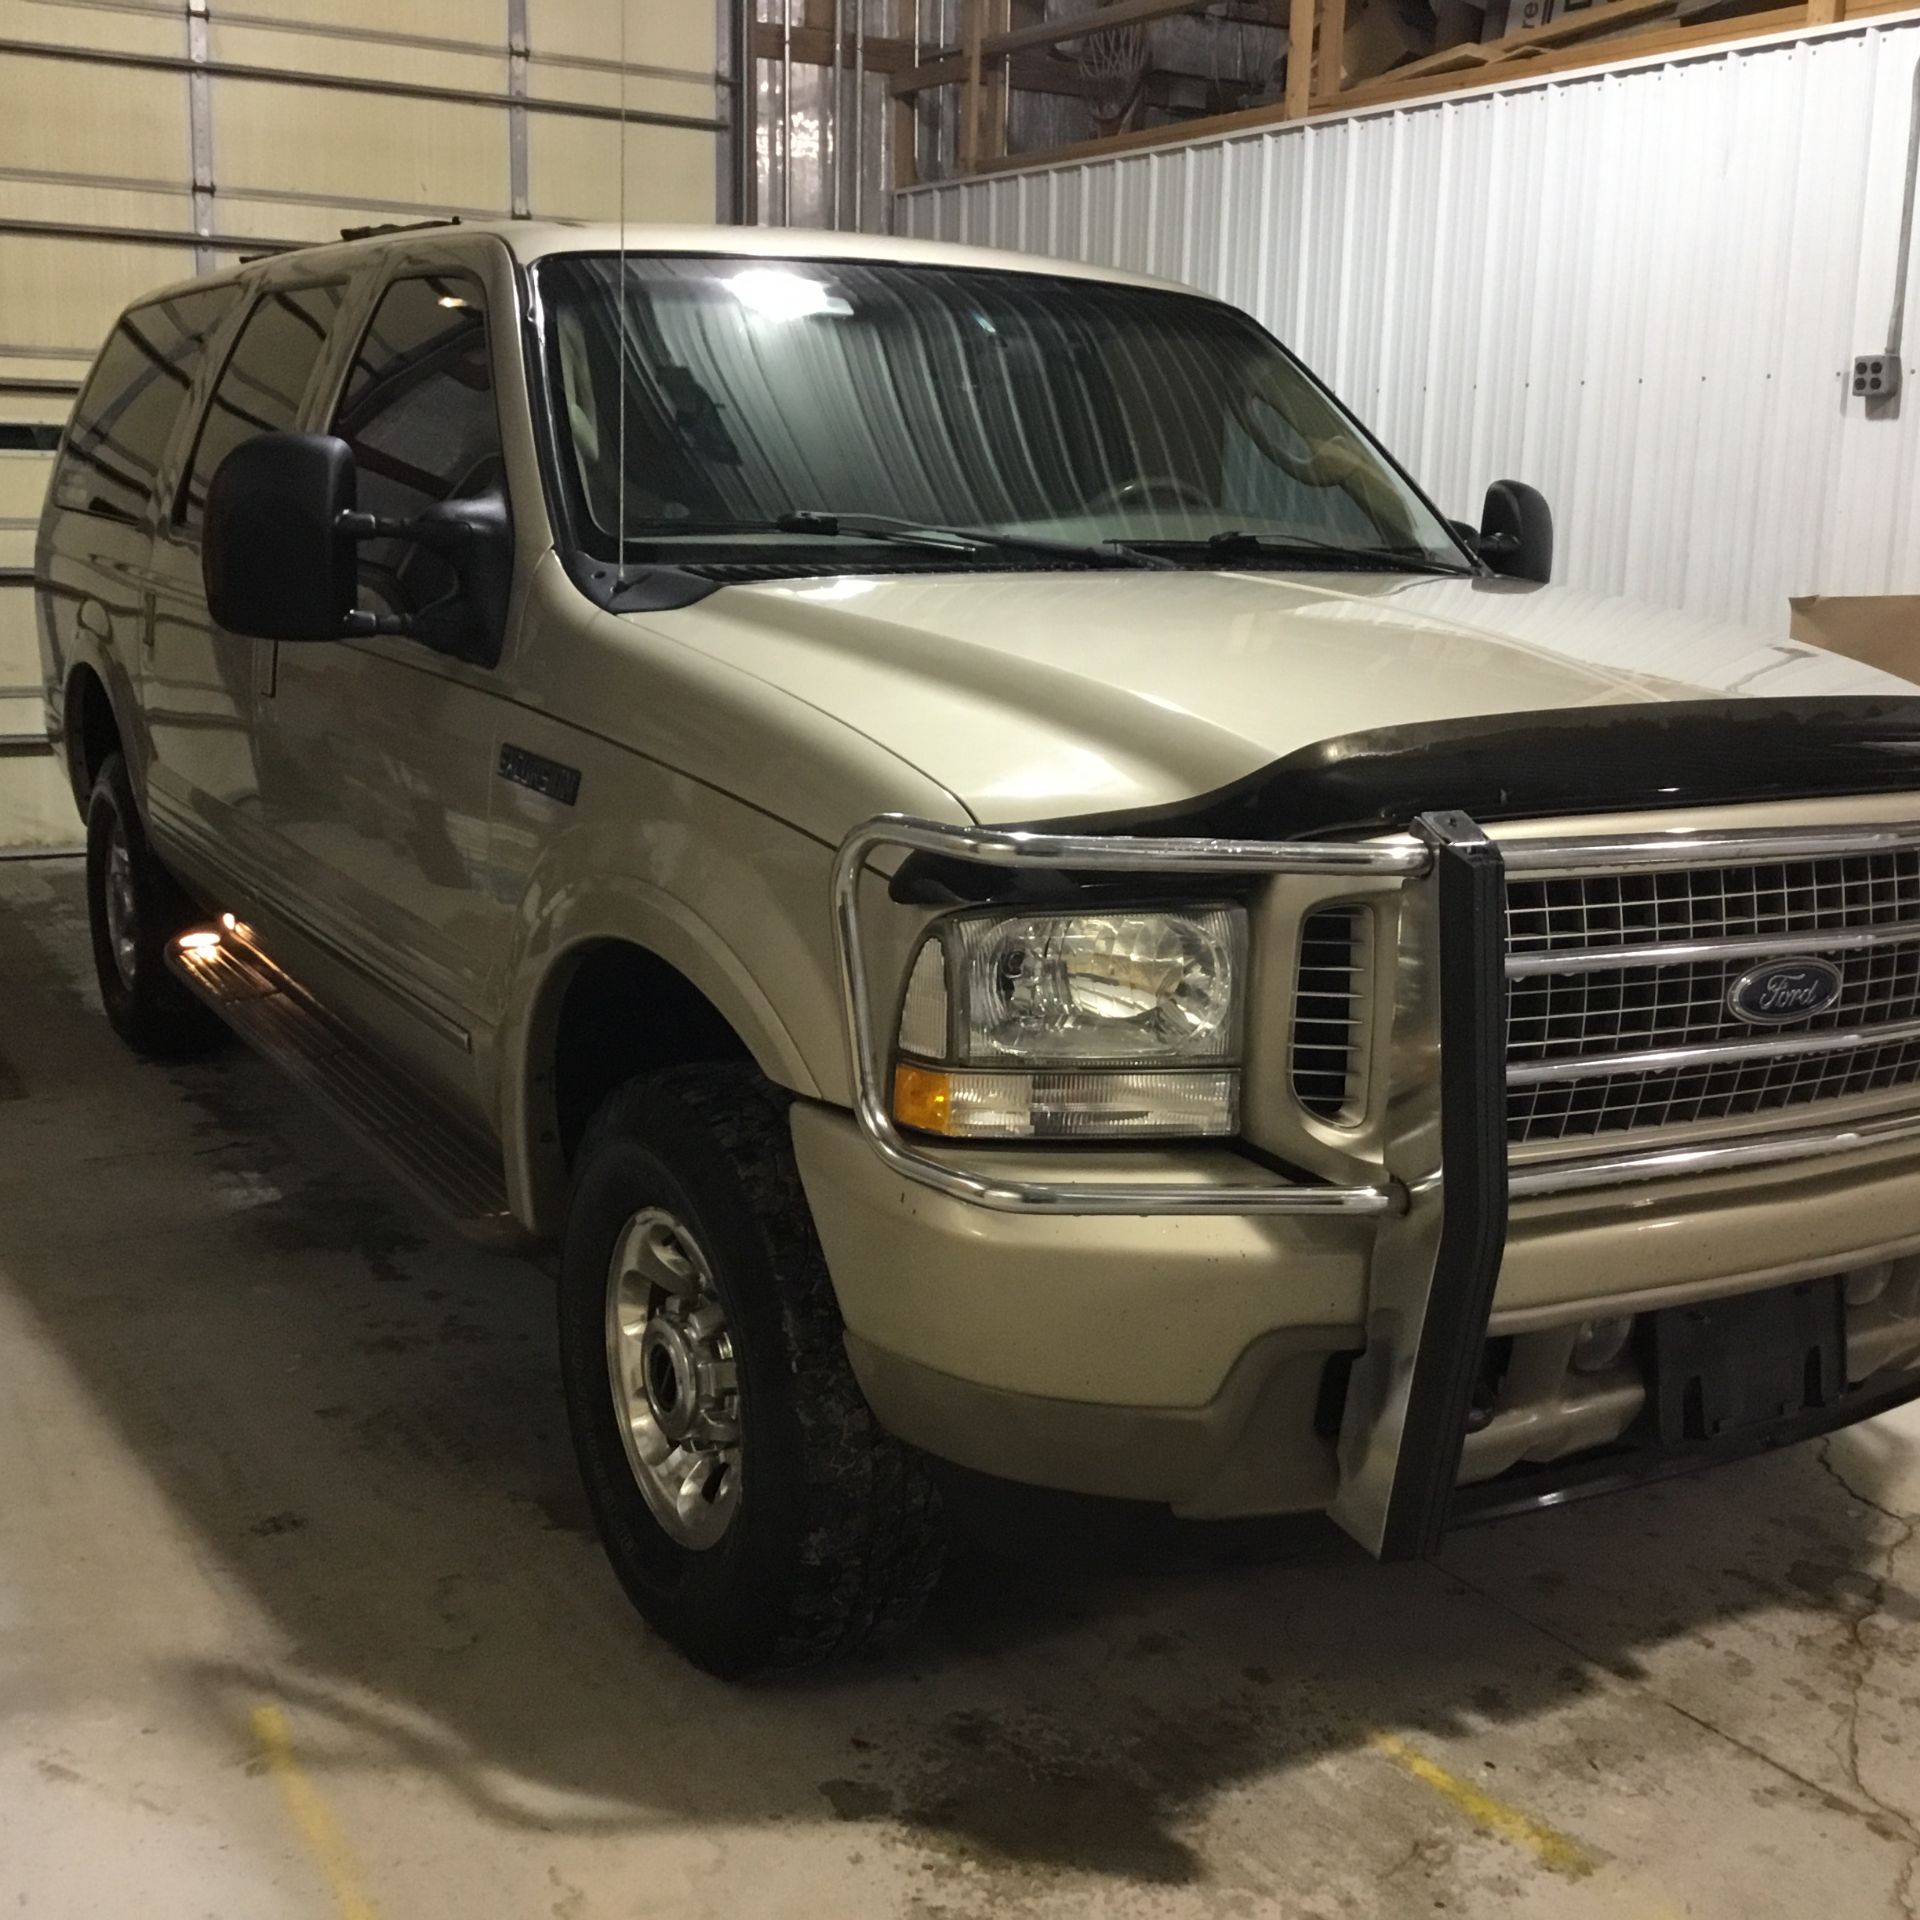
left=53, top=282, right=243, bottom=528
left=170, top=277, right=350, bottom=540
left=318, top=265, right=509, bottom=654
left=326, top=268, right=502, bottom=506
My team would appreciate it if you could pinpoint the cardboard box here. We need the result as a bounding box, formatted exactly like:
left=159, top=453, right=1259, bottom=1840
left=1788, top=595, right=1920, bottom=679
left=1507, top=0, right=1601, bottom=30
left=1339, top=0, right=1432, bottom=83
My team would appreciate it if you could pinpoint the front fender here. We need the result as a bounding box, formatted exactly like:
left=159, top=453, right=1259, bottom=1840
left=492, top=822, right=841, bottom=1234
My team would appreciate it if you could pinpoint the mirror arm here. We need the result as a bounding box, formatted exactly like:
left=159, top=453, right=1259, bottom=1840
left=336, top=505, right=493, bottom=556
left=337, top=508, right=409, bottom=543
left=342, top=608, right=413, bottom=638
left=328, top=511, right=453, bottom=640
left=330, top=490, right=510, bottom=665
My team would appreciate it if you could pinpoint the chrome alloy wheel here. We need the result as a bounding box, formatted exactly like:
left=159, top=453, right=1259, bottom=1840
left=104, top=818, right=139, bottom=989
left=604, top=1208, right=742, bottom=1550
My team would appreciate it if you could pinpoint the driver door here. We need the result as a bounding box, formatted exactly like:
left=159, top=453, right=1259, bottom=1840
left=253, top=259, right=514, bottom=1116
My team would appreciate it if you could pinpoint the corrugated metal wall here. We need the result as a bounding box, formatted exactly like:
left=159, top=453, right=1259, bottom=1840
left=0, top=0, right=737, bottom=849
left=898, top=18, right=1920, bottom=641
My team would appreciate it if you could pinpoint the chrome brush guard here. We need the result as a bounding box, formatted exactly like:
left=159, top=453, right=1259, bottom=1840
left=832, top=811, right=1920, bottom=1560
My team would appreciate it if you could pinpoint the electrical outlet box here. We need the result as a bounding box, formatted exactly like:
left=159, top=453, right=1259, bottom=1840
left=1853, top=352, right=1901, bottom=399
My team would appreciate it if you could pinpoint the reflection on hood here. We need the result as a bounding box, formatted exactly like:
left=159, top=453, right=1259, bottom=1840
left=646, top=567, right=1918, bottom=822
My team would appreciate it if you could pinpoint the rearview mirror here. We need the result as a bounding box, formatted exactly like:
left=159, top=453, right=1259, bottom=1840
left=1477, top=479, right=1553, bottom=584
left=202, top=433, right=357, bottom=642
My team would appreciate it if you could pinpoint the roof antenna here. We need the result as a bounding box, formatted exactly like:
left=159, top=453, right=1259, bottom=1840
left=614, top=0, right=631, bottom=590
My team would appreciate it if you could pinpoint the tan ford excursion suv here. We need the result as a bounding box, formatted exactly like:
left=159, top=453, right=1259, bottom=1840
left=37, top=220, right=1920, bottom=1674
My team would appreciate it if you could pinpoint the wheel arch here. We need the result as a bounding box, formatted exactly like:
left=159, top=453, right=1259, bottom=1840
left=61, top=658, right=128, bottom=813
left=500, top=895, right=829, bottom=1238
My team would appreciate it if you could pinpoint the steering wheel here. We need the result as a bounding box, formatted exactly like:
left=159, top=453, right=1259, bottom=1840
left=1084, top=474, right=1215, bottom=515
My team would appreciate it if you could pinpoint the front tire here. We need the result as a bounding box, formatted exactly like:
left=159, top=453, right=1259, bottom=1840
left=559, top=1063, right=945, bottom=1677
left=84, top=753, right=224, bottom=1058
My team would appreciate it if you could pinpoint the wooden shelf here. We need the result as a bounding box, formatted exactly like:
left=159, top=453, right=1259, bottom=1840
left=872, top=0, right=1913, bottom=187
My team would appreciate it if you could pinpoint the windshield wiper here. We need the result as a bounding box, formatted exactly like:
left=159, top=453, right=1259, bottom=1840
left=1166, top=529, right=1474, bottom=576
left=776, top=509, right=1174, bottom=571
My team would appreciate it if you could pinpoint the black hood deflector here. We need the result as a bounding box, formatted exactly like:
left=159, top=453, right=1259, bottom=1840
left=1014, top=698, right=1920, bottom=841
left=893, top=699, right=1920, bottom=904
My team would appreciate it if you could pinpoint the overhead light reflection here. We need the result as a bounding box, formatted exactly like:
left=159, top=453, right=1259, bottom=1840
left=789, top=577, right=878, bottom=602
left=727, top=267, right=850, bottom=323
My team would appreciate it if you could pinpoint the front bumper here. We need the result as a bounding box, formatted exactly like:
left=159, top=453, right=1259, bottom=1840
left=795, top=1100, right=1920, bottom=1519
left=826, top=810, right=1920, bottom=1552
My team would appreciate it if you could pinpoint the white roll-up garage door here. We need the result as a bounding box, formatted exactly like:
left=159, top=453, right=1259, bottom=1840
left=1, top=0, right=742, bottom=850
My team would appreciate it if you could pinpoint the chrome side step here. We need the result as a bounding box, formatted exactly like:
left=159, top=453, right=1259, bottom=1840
left=166, top=926, right=526, bottom=1251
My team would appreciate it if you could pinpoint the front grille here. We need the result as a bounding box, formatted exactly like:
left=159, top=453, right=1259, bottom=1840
left=1506, top=850, right=1920, bottom=1143
left=1506, top=854, right=1920, bottom=954
left=1291, top=907, right=1371, bottom=1122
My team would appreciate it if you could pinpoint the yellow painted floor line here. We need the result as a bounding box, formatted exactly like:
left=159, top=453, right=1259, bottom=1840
left=251, top=1703, right=382, bottom=1920
left=1370, top=1730, right=1602, bottom=1881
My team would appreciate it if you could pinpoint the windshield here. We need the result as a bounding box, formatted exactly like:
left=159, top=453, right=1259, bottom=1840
left=533, top=253, right=1466, bottom=571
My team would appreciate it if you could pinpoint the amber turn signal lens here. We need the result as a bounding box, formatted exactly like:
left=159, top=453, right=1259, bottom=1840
left=892, top=1063, right=953, bottom=1135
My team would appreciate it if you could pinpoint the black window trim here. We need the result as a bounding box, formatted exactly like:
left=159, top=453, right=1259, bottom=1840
left=322, top=263, right=511, bottom=668
left=333, top=270, right=493, bottom=427
left=169, top=276, right=350, bottom=539
left=328, top=267, right=501, bottom=494
left=52, top=281, right=243, bottom=528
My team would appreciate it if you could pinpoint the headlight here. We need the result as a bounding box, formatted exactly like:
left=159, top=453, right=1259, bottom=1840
left=892, top=905, right=1246, bottom=1139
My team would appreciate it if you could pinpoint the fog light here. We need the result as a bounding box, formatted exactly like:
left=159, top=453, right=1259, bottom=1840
left=1572, top=1316, right=1633, bottom=1373
left=175, top=930, right=221, bottom=954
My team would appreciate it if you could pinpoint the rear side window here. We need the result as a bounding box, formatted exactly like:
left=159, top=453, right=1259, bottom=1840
left=331, top=273, right=503, bottom=621
left=53, top=286, right=238, bottom=523
left=176, top=282, right=346, bottom=534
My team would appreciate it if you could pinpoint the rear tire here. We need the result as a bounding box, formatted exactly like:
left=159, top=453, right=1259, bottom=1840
left=84, top=752, right=224, bottom=1058
left=559, top=1063, right=945, bottom=1677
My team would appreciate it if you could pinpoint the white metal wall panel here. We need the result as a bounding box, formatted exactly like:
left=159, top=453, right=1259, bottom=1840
left=899, top=21, right=1920, bottom=638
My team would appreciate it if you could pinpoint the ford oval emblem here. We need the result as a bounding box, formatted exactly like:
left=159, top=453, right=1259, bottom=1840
left=1727, top=957, right=1844, bottom=1025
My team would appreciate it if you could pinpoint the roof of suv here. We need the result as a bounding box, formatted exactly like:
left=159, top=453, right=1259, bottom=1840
left=493, top=221, right=1182, bottom=292
left=164, top=221, right=1187, bottom=304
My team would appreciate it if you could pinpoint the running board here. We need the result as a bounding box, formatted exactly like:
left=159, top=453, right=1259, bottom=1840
left=166, top=925, right=526, bottom=1251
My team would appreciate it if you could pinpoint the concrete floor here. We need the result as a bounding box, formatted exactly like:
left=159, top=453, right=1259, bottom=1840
left=2, top=859, right=1919, bottom=1920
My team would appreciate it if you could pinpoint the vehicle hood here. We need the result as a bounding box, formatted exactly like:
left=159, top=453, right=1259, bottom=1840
left=646, top=569, right=1920, bottom=824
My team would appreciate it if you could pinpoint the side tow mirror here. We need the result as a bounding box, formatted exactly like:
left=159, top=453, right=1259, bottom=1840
left=203, top=433, right=357, bottom=641
left=1476, top=479, right=1553, bottom=583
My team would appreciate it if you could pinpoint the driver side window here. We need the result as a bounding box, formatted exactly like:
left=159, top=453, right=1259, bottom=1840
left=332, top=272, right=503, bottom=625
